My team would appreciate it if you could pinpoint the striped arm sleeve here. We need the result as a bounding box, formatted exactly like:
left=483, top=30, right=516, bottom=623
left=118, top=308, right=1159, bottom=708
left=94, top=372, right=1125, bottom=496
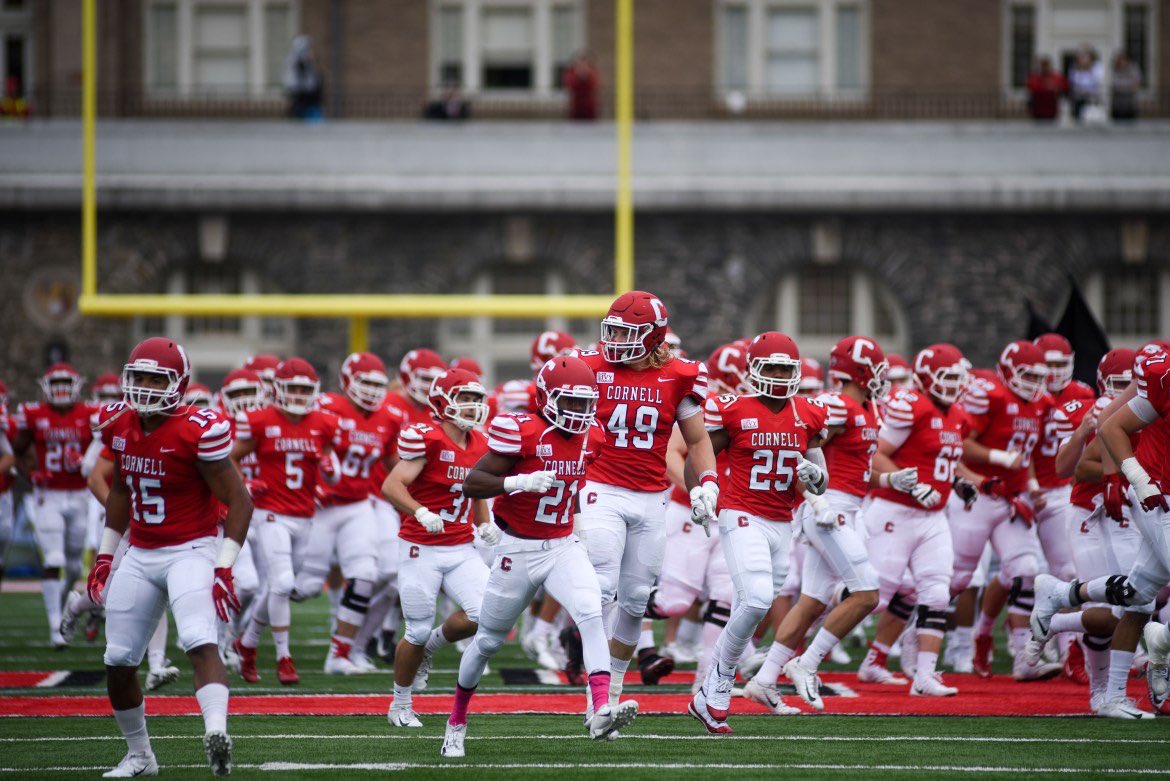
left=487, top=415, right=523, bottom=455
left=703, top=396, right=725, bottom=432
left=961, top=384, right=990, bottom=417
left=688, top=363, right=710, bottom=403
left=817, top=393, right=849, bottom=428
left=397, top=426, right=428, bottom=460
left=234, top=411, right=253, bottom=441
left=198, top=419, right=234, bottom=461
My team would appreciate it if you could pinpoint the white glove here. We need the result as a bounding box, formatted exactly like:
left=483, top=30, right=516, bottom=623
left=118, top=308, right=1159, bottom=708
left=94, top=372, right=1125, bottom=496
left=503, top=471, right=557, bottom=494
left=689, top=483, right=718, bottom=537
left=801, top=494, right=835, bottom=527
left=909, top=483, right=941, bottom=509
left=478, top=521, right=501, bottom=546
left=796, top=456, right=827, bottom=495
left=887, top=467, right=919, bottom=493
left=415, top=507, right=445, bottom=534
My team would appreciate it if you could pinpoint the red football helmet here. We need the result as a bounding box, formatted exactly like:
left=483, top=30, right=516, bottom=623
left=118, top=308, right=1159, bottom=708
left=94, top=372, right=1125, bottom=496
left=912, top=343, right=968, bottom=405
left=1034, top=333, right=1074, bottom=393
left=340, top=352, right=390, bottom=411
left=399, top=349, right=447, bottom=405
left=705, top=343, right=751, bottom=396
left=428, top=369, right=489, bottom=431
left=40, top=363, right=83, bottom=406
left=599, top=291, right=669, bottom=364
left=830, top=336, right=889, bottom=399
left=450, top=356, right=484, bottom=380
left=997, top=340, right=1049, bottom=402
left=1139, top=339, right=1170, bottom=359
left=664, top=327, right=682, bottom=355
left=530, top=330, right=578, bottom=373
left=1097, top=348, right=1135, bottom=397
left=495, top=379, right=533, bottom=414
left=91, top=372, right=123, bottom=404
left=122, top=338, right=190, bottom=415
left=536, top=356, right=599, bottom=434
left=747, top=332, right=801, bottom=399
left=273, top=358, right=319, bottom=415
left=183, top=382, right=214, bottom=408
left=886, top=354, right=912, bottom=387
left=798, top=358, right=825, bottom=396
left=243, top=354, right=280, bottom=389
left=219, top=368, right=265, bottom=416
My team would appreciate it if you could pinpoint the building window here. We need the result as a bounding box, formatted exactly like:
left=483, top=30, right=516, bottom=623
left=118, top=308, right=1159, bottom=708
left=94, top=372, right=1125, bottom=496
left=1008, top=4, right=1036, bottom=88
left=135, top=267, right=295, bottom=386
left=750, top=268, right=908, bottom=365
left=0, top=0, right=31, bottom=103
left=145, top=0, right=297, bottom=97
left=430, top=0, right=583, bottom=94
left=1085, top=270, right=1170, bottom=346
left=718, top=0, right=869, bottom=98
left=437, top=267, right=589, bottom=386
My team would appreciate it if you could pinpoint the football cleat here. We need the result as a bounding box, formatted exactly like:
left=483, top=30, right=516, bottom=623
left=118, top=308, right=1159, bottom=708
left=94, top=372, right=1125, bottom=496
left=60, top=591, right=85, bottom=643
left=102, top=751, right=159, bottom=777
left=348, top=650, right=378, bottom=674
left=688, top=688, right=733, bottom=734
left=50, top=629, right=69, bottom=651
left=637, top=648, right=676, bottom=685
left=276, top=656, right=300, bottom=685
left=948, top=643, right=974, bottom=674
left=1063, top=640, right=1089, bottom=686
left=972, top=634, right=993, bottom=679
left=857, top=661, right=908, bottom=685
left=662, top=641, right=699, bottom=665
left=1019, top=638, right=1045, bottom=668
left=84, top=610, right=104, bottom=643
left=588, top=701, right=638, bottom=740
left=702, top=670, right=735, bottom=720
left=531, top=632, right=562, bottom=672
left=1012, top=651, right=1062, bottom=682
left=1143, top=622, right=1169, bottom=711
left=1030, top=574, right=1066, bottom=642
left=441, top=722, right=466, bottom=758
left=233, top=639, right=260, bottom=683
left=324, top=653, right=360, bottom=675
left=203, top=731, right=232, bottom=777
left=145, top=665, right=180, bottom=691
left=829, top=644, right=852, bottom=666
left=784, top=659, right=824, bottom=711
left=1095, top=697, right=1154, bottom=720
left=911, top=674, right=958, bottom=697
left=388, top=702, right=424, bottom=728
left=743, top=678, right=800, bottom=715
left=737, top=645, right=768, bottom=679
left=412, top=652, right=433, bottom=692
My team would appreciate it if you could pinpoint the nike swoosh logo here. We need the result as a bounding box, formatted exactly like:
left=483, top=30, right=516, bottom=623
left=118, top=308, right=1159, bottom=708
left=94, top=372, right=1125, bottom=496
left=310, top=430, right=321, bottom=435
left=159, top=448, right=175, bottom=453
left=657, top=378, right=675, bottom=383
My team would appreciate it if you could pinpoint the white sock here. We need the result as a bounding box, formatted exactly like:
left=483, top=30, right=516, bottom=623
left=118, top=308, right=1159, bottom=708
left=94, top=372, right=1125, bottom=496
left=273, top=628, right=290, bottom=660
left=636, top=624, right=655, bottom=653
left=328, top=586, right=342, bottom=619
left=1107, top=650, right=1134, bottom=701
left=113, top=701, right=152, bottom=754
left=424, top=626, right=449, bottom=655
left=195, top=682, right=229, bottom=735
left=1083, top=639, right=1110, bottom=702
left=800, top=628, right=840, bottom=671
left=147, top=618, right=168, bottom=671
left=915, top=650, right=939, bottom=683
left=678, top=618, right=702, bottom=647
left=1009, top=626, right=1030, bottom=656
left=609, top=656, right=631, bottom=705
left=952, top=625, right=974, bottom=651
left=532, top=617, right=554, bottom=639
left=392, top=682, right=413, bottom=709
left=756, top=642, right=797, bottom=684
left=42, top=579, right=63, bottom=634
left=1049, top=612, right=1086, bottom=635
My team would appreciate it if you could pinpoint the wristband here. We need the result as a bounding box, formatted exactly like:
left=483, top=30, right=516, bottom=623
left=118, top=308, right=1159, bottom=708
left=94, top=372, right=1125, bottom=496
left=988, top=449, right=1016, bottom=468
left=1120, top=457, right=1151, bottom=489
left=98, top=526, right=123, bottom=557
left=879, top=473, right=890, bottom=489
left=503, top=476, right=521, bottom=492
left=699, top=470, right=718, bottom=486
left=216, top=538, right=242, bottom=569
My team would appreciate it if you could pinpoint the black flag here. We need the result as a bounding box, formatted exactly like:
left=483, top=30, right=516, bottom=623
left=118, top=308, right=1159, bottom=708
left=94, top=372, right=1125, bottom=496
left=1024, top=299, right=1054, bottom=340
left=1054, top=277, right=1111, bottom=388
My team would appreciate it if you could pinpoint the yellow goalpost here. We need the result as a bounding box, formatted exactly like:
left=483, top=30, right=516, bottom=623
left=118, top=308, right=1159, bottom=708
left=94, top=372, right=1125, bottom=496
left=76, top=0, right=637, bottom=354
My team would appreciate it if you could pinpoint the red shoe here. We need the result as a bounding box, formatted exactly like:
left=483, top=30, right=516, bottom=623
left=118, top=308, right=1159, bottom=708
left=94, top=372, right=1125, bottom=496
left=233, top=638, right=260, bottom=683
left=1063, top=640, right=1089, bottom=685
left=973, top=634, right=993, bottom=679
left=277, top=655, right=300, bottom=685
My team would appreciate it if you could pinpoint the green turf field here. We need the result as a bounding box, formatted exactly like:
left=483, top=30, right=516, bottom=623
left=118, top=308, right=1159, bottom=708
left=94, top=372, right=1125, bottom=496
left=2, top=591, right=1166, bottom=779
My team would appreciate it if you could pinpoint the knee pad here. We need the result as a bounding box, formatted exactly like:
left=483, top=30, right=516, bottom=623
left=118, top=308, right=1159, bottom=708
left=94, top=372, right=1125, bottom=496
left=103, top=643, right=143, bottom=668
left=269, top=568, right=295, bottom=599
left=917, top=580, right=950, bottom=611
left=916, top=606, right=948, bottom=638
left=473, top=627, right=507, bottom=657
left=611, top=609, right=642, bottom=647
left=404, top=617, right=435, bottom=647
left=647, top=579, right=698, bottom=619
left=291, top=572, right=324, bottom=602
left=703, top=599, right=731, bottom=628
left=336, top=579, right=373, bottom=627
left=619, top=579, right=654, bottom=619
left=888, top=592, right=916, bottom=622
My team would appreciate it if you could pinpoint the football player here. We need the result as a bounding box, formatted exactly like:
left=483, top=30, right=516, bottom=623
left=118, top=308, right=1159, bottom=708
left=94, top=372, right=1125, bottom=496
left=86, top=337, right=253, bottom=777
left=0, top=386, right=16, bottom=591
left=442, top=356, right=638, bottom=757
left=688, top=332, right=831, bottom=733
left=184, top=383, right=215, bottom=408
left=384, top=369, right=493, bottom=728
left=230, top=358, right=339, bottom=685
left=91, top=373, right=123, bottom=405
left=574, top=291, right=716, bottom=710
left=887, top=355, right=913, bottom=389
left=308, top=353, right=400, bottom=674
left=242, top=354, right=280, bottom=400
left=798, top=358, right=824, bottom=397
left=11, top=363, right=96, bottom=646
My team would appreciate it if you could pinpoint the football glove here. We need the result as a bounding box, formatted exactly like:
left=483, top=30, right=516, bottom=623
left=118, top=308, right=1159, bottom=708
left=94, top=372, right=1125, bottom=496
left=887, top=467, right=920, bottom=493
left=87, top=554, right=113, bottom=605
left=212, top=567, right=242, bottom=622
left=1103, top=473, right=1130, bottom=523
left=416, top=507, right=445, bottom=534
left=909, top=483, right=942, bottom=509
left=503, top=471, right=558, bottom=494
left=952, top=476, right=978, bottom=510
left=796, top=456, right=827, bottom=495
left=478, top=522, right=501, bottom=546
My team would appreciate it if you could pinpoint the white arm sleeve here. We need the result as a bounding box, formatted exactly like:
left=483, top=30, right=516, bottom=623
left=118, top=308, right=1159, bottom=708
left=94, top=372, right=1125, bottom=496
left=80, top=438, right=105, bottom=478
left=877, top=423, right=913, bottom=450
left=1128, top=395, right=1159, bottom=425
left=676, top=396, right=702, bottom=420
left=804, top=447, right=827, bottom=471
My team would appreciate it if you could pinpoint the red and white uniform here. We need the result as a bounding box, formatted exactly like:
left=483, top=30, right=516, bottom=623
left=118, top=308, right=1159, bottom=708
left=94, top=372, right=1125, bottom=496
left=865, top=388, right=969, bottom=611
left=14, top=401, right=97, bottom=569
left=797, top=392, right=881, bottom=605
left=705, top=393, right=828, bottom=612
left=476, top=412, right=608, bottom=641
left=1126, top=352, right=1170, bottom=603
left=487, top=380, right=537, bottom=419
left=950, top=376, right=1050, bottom=590
left=99, top=402, right=233, bottom=666
left=574, top=351, right=707, bottom=616
left=0, top=423, right=15, bottom=561
left=396, top=422, right=490, bottom=645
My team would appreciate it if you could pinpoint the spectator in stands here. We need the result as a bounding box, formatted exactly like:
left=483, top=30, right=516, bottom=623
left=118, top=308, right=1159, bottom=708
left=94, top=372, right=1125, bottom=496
left=0, top=76, right=28, bottom=119
left=1025, top=57, right=1065, bottom=121
left=1109, top=51, right=1142, bottom=122
left=284, top=35, right=323, bottom=121
left=563, top=51, right=599, bottom=121
left=424, top=82, right=471, bottom=121
left=1067, top=46, right=1103, bottom=123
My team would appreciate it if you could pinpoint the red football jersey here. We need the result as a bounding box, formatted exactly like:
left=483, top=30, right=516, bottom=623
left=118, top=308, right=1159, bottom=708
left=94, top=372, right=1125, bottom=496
left=817, top=391, right=879, bottom=498
left=1034, top=381, right=1095, bottom=489
left=487, top=413, right=606, bottom=539
left=704, top=393, right=829, bottom=522
left=14, top=401, right=97, bottom=490
left=872, top=387, right=972, bottom=509
left=1066, top=396, right=1118, bottom=511
left=576, top=351, right=708, bottom=492
left=99, top=402, right=232, bottom=549
left=962, top=376, right=1050, bottom=494
left=0, top=416, right=13, bottom=494
left=396, top=423, right=489, bottom=546
left=1134, top=351, right=1170, bottom=484
left=236, top=407, right=337, bottom=518
left=383, top=391, right=434, bottom=426
left=318, top=392, right=401, bottom=505
left=373, top=392, right=426, bottom=491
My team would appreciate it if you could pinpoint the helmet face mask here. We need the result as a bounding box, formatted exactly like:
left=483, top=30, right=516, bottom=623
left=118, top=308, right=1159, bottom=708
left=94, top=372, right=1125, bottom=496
left=912, top=345, right=968, bottom=406
left=1035, top=334, right=1074, bottom=393
left=998, top=341, right=1048, bottom=403
left=341, top=352, right=390, bottom=411
left=1096, top=348, right=1136, bottom=398
left=750, top=357, right=802, bottom=399
left=429, top=371, right=489, bottom=432
left=399, top=349, right=448, bottom=406
left=221, top=381, right=265, bottom=416
left=183, top=384, right=214, bottom=408
left=122, top=340, right=190, bottom=416
left=41, top=365, right=83, bottom=406
left=273, top=358, right=319, bottom=416
left=600, top=317, right=652, bottom=364
left=536, top=357, right=599, bottom=434
left=599, top=291, right=668, bottom=365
